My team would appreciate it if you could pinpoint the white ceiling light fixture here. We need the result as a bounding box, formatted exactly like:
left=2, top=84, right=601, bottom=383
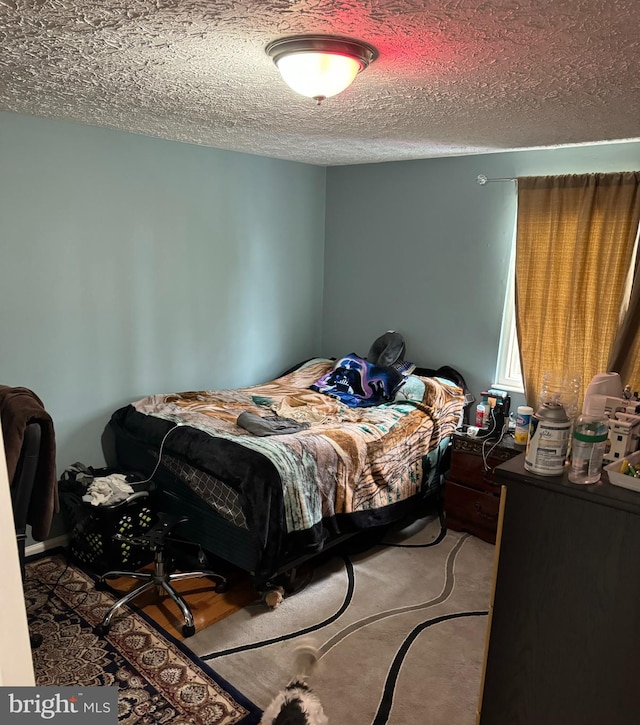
left=266, top=35, right=378, bottom=105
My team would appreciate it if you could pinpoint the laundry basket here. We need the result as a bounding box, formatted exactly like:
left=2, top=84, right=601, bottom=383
left=59, top=467, right=157, bottom=574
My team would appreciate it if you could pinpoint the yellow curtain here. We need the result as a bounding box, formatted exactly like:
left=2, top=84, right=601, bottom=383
left=515, top=172, right=640, bottom=411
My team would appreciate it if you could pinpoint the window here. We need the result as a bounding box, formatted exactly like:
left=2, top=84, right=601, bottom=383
left=494, top=210, right=525, bottom=394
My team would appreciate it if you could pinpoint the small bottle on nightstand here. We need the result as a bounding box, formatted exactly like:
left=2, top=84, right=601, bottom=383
left=475, top=396, right=489, bottom=428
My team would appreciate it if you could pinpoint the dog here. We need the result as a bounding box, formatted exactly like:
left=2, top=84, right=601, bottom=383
left=259, top=641, right=329, bottom=725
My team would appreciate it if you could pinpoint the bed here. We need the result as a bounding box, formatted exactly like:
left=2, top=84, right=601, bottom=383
left=107, top=356, right=466, bottom=590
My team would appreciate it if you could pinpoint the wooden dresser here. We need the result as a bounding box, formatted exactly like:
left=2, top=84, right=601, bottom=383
left=478, top=454, right=640, bottom=725
left=443, top=431, right=521, bottom=543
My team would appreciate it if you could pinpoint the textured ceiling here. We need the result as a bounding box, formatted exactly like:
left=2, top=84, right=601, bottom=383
left=1, top=0, right=639, bottom=166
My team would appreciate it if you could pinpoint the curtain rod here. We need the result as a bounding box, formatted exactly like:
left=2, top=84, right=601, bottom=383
left=476, top=174, right=517, bottom=185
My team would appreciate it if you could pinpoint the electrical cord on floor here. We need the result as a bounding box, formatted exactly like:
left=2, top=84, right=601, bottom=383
left=25, top=553, right=87, bottom=618
left=380, top=506, right=447, bottom=548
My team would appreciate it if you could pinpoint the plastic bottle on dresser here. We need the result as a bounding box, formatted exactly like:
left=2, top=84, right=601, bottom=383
left=475, top=396, right=490, bottom=428
left=539, top=370, right=582, bottom=421
left=568, top=395, right=609, bottom=484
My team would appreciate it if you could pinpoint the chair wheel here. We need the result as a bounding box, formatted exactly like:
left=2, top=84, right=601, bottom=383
left=95, top=579, right=108, bottom=591
left=182, top=624, right=195, bottom=637
left=94, top=623, right=109, bottom=636
left=215, top=580, right=229, bottom=594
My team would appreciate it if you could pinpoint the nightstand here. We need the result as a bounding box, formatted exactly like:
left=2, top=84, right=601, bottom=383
left=443, top=430, right=521, bottom=543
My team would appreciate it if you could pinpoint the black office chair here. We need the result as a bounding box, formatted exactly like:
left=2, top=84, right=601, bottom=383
left=1, top=385, right=57, bottom=649
left=11, top=424, right=41, bottom=575
left=94, top=512, right=228, bottom=637
left=10, top=422, right=44, bottom=648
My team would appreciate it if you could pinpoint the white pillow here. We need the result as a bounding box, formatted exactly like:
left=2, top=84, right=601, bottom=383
left=393, top=375, right=425, bottom=402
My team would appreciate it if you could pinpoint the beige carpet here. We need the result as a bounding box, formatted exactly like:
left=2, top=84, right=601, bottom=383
left=186, top=513, right=495, bottom=725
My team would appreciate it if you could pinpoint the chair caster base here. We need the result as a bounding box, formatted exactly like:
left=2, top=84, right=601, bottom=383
left=94, top=623, right=110, bottom=636
left=88, top=512, right=228, bottom=639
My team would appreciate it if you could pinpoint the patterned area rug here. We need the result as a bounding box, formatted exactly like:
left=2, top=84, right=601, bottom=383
left=185, top=513, right=495, bottom=725
left=25, top=554, right=261, bottom=724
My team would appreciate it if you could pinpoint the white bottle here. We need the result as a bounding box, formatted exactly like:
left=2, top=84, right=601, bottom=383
left=568, top=395, right=609, bottom=484
left=514, top=405, right=534, bottom=447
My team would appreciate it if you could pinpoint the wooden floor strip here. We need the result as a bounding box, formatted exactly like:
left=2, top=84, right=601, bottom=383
left=104, top=565, right=259, bottom=639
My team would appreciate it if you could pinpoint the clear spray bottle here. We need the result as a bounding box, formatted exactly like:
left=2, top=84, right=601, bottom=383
left=568, top=395, right=609, bottom=485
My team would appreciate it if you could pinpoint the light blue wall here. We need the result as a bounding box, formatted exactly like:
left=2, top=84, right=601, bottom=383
left=323, top=142, right=640, bottom=410
left=3, top=109, right=639, bottom=545
left=0, top=112, right=326, bottom=487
